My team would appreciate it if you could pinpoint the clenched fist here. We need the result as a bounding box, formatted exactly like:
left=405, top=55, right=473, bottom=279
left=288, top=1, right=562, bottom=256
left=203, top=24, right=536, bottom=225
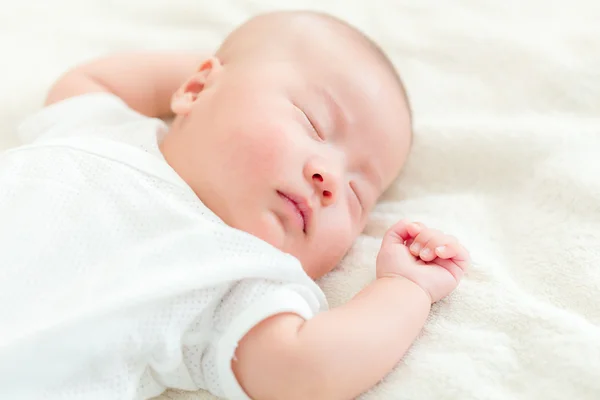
left=376, top=220, right=470, bottom=303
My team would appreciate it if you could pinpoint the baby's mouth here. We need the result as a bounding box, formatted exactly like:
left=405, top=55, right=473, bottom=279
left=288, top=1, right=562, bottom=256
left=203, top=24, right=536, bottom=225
left=277, top=191, right=311, bottom=234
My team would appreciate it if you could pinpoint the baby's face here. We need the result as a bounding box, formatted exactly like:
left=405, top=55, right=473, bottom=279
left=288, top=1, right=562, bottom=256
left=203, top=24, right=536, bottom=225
left=162, top=39, right=411, bottom=279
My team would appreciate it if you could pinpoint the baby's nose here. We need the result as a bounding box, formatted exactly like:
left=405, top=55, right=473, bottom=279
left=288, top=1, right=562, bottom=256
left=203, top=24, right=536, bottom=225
left=312, top=172, right=338, bottom=205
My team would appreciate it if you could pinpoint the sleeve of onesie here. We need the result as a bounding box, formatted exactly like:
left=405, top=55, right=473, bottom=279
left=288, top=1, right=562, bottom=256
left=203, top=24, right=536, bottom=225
left=17, top=93, right=148, bottom=144
left=189, top=279, right=323, bottom=400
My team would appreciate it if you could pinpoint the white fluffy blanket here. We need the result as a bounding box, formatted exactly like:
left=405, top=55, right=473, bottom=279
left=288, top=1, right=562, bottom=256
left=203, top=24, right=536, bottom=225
left=1, top=1, right=599, bottom=399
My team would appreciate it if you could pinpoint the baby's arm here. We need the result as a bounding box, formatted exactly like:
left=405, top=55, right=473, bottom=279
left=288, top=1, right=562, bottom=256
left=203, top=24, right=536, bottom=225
left=234, top=277, right=430, bottom=400
left=45, top=52, right=204, bottom=118
left=233, top=221, right=469, bottom=400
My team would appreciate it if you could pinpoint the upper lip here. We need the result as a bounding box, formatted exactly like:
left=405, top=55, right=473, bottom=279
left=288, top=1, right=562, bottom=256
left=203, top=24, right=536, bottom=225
left=277, top=191, right=313, bottom=234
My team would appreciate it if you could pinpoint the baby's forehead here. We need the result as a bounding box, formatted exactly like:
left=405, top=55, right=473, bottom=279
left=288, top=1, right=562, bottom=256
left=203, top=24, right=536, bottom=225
left=290, top=17, right=409, bottom=114
left=220, top=12, right=392, bottom=71
left=220, top=12, right=412, bottom=183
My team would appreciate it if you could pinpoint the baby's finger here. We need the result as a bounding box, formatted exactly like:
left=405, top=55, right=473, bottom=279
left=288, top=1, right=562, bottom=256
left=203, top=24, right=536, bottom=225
left=419, top=234, right=451, bottom=262
left=435, top=258, right=466, bottom=282
left=435, top=241, right=467, bottom=260
left=406, top=222, right=426, bottom=238
left=436, top=242, right=470, bottom=270
left=409, top=228, right=436, bottom=257
left=432, top=236, right=459, bottom=259
left=382, top=220, right=413, bottom=247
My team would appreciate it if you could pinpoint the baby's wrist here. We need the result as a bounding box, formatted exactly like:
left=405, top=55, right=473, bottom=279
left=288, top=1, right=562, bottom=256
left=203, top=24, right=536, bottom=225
left=376, top=274, right=433, bottom=304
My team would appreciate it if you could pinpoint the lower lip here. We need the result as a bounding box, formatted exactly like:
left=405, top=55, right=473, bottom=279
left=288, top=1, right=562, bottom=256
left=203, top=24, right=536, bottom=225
left=278, top=192, right=305, bottom=232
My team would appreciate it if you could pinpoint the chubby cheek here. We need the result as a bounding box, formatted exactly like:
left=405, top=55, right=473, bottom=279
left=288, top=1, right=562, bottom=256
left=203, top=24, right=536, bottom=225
left=224, top=121, right=293, bottom=183
left=214, top=118, right=299, bottom=250
left=304, top=213, right=358, bottom=279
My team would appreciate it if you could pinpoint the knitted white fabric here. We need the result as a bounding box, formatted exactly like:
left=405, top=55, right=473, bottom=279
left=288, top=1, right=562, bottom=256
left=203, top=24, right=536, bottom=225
left=0, top=93, right=327, bottom=400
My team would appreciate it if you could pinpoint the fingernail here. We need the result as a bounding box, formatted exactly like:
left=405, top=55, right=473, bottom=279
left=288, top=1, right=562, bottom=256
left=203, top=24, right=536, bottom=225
left=410, top=243, right=421, bottom=253
left=436, top=246, right=446, bottom=254
left=420, top=248, right=431, bottom=257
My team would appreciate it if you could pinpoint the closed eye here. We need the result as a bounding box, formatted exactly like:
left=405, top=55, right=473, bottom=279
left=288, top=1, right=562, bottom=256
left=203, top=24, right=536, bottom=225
left=305, top=113, right=324, bottom=141
left=296, top=105, right=324, bottom=141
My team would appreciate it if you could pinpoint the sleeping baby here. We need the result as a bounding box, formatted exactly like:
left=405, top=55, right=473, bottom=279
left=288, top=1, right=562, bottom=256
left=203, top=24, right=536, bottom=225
left=0, top=10, right=469, bottom=400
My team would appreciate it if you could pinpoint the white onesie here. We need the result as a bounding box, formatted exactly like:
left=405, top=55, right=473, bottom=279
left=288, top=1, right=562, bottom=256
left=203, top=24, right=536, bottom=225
left=0, top=93, right=328, bottom=400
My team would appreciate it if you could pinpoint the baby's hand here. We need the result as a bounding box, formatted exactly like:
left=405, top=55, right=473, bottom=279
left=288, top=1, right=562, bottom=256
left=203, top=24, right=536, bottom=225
left=376, top=220, right=470, bottom=303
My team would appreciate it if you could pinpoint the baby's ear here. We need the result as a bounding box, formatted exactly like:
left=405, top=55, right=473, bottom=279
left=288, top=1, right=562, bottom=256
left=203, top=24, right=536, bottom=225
left=171, top=57, right=222, bottom=116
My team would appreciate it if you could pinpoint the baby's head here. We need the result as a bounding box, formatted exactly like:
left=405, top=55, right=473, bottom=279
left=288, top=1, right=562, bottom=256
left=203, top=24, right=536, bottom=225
left=161, top=11, right=412, bottom=279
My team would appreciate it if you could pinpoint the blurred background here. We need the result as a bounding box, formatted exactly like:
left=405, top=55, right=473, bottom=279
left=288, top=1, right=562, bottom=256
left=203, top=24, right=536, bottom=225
left=1, top=0, right=599, bottom=150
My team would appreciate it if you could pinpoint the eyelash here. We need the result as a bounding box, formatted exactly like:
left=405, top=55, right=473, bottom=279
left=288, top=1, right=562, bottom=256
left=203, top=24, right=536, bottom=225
left=303, top=110, right=323, bottom=141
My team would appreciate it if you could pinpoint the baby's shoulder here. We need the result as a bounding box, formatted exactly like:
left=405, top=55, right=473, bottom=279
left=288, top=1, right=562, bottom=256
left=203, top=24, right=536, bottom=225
left=18, top=93, right=166, bottom=150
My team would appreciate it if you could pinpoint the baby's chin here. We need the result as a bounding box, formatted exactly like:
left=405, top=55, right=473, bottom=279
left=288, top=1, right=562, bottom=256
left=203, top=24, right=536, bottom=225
left=225, top=209, right=331, bottom=275
left=238, top=213, right=345, bottom=279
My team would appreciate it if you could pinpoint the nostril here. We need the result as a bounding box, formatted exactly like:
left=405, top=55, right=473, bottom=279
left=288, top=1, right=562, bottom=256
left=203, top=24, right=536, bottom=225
left=313, top=173, right=323, bottom=182
left=323, top=190, right=332, bottom=198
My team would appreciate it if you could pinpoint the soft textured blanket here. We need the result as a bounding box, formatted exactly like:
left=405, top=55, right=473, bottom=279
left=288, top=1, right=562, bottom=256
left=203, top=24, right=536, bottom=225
left=1, top=1, right=599, bottom=399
